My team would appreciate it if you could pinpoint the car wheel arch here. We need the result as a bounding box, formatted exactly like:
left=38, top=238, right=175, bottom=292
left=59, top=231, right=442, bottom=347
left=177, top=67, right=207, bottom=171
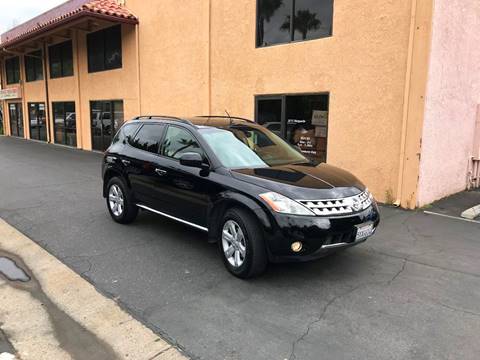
left=103, top=168, right=131, bottom=197
left=207, top=193, right=272, bottom=243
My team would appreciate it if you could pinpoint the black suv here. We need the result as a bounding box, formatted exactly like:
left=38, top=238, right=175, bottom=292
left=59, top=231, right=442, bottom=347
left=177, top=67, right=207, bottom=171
left=102, top=116, right=380, bottom=278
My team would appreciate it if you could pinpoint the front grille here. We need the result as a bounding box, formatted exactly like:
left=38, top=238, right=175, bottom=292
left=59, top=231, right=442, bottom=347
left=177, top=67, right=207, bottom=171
left=297, top=191, right=372, bottom=216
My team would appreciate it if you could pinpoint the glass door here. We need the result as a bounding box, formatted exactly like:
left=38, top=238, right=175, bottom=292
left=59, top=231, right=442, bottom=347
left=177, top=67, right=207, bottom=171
left=8, top=103, right=24, bottom=138
left=90, top=100, right=124, bottom=151
left=28, top=102, right=47, bottom=141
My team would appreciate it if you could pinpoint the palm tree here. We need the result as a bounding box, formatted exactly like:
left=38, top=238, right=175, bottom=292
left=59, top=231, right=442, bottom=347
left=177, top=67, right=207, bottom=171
left=281, top=9, right=321, bottom=40
left=257, top=0, right=284, bottom=46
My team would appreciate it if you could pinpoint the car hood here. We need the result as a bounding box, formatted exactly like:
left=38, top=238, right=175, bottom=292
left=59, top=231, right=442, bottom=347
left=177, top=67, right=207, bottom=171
left=231, top=163, right=366, bottom=200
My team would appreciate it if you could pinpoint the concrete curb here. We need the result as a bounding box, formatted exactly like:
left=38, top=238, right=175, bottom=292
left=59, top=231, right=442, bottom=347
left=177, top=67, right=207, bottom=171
left=0, top=219, right=187, bottom=360
left=461, top=204, right=480, bottom=220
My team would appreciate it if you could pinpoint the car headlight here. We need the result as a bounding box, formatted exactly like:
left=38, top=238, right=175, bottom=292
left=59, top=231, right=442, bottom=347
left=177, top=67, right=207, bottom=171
left=259, top=192, right=315, bottom=216
left=366, top=188, right=374, bottom=202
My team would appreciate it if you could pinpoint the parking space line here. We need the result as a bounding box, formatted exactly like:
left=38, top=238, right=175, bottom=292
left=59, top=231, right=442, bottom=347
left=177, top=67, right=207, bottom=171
left=424, top=211, right=480, bottom=224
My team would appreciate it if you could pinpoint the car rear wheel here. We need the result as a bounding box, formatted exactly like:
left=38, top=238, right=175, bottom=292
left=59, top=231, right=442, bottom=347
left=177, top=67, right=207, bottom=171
left=106, top=177, right=138, bottom=224
left=219, top=208, right=267, bottom=278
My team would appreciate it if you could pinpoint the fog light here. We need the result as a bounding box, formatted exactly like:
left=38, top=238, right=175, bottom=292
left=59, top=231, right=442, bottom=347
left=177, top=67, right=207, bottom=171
left=291, top=241, right=303, bottom=253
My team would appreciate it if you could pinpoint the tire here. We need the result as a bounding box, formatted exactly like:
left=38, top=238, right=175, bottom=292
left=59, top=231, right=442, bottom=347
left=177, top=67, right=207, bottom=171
left=106, top=177, right=138, bottom=224
left=219, top=207, right=268, bottom=278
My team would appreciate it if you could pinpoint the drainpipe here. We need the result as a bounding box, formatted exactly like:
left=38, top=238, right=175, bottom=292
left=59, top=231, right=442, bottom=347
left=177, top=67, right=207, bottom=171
left=42, top=41, right=52, bottom=143
left=395, top=0, right=418, bottom=207
left=207, top=0, right=212, bottom=114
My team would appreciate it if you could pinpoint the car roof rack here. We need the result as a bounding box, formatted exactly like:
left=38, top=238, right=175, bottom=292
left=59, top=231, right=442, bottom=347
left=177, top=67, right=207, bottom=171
left=196, top=115, right=254, bottom=122
left=133, top=115, right=193, bottom=125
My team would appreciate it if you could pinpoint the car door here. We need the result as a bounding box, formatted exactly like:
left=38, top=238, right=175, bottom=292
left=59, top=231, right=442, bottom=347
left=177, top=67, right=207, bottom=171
left=124, top=123, right=170, bottom=209
left=157, top=125, right=218, bottom=227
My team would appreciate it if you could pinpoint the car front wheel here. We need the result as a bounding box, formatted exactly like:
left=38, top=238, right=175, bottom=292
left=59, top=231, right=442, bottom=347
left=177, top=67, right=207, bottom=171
left=219, top=208, right=267, bottom=278
left=106, top=177, right=138, bottom=224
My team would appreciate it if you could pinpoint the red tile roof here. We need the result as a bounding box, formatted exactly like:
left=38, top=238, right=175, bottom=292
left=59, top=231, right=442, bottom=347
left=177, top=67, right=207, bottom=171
left=1, top=0, right=138, bottom=48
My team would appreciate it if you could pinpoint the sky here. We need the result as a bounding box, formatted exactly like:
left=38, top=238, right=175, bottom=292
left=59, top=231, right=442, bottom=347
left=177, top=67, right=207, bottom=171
left=0, top=0, right=67, bottom=34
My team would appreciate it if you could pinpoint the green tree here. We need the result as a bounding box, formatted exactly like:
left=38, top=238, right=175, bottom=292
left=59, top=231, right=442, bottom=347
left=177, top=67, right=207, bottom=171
left=281, top=9, right=321, bottom=40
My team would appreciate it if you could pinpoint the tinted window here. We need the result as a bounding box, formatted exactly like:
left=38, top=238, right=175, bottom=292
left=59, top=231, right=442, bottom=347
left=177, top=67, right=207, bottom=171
left=130, top=124, right=164, bottom=153
left=5, top=57, right=20, bottom=84
left=53, top=102, right=77, bottom=147
left=162, top=126, right=203, bottom=160
left=87, top=25, right=122, bottom=73
left=256, top=0, right=333, bottom=47
left=49, top=41, right=73, bottom=78
left=25, top=50, right=44, bottom=82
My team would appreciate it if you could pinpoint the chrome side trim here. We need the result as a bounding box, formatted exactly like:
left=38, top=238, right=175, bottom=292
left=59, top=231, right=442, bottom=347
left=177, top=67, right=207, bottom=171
left=136, top=204, right=209, bottom=232
left=321, top=237, right=368, bottom=250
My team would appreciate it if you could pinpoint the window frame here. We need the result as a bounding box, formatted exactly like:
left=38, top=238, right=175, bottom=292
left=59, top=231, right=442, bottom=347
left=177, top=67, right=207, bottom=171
left=5, top=56, right=20, bottom=84
left=48, top=40, right=73, bottom=79
left=25, top=50, right=44, bottom=82
left=87, top=25, right=123, bottom=73
left=255, top=0, right=334, bottom=48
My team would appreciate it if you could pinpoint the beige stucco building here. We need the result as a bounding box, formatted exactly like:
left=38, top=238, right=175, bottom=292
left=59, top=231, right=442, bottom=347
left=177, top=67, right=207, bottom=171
left=1, top=0, right=479, bottom=208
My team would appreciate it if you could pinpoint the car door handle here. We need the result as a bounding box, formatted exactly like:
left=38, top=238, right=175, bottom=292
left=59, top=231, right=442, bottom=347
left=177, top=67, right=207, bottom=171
left=121, top=159, right=131, bottom=166
left=155, top=168, right=167, bottom=176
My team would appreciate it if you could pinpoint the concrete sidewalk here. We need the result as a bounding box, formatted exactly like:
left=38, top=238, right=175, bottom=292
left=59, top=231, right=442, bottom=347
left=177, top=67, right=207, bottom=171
left=0, top=219, right=186, bottom=360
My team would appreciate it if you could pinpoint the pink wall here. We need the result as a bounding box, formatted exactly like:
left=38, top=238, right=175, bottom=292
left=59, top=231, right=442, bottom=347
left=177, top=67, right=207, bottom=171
left=418, top=0, right=480, bottom=205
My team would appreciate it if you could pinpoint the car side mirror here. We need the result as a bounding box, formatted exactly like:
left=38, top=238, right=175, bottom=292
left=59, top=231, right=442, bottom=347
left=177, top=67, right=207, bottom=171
left=180, top=152, right=205, bottom=168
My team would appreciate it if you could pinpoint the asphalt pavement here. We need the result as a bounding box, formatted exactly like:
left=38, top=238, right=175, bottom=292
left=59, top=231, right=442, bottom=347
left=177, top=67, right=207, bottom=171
left=1, top=136, right=479, bottom=360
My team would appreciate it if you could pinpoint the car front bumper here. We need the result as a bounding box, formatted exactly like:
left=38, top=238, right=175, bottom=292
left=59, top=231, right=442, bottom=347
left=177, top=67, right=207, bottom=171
left=265, top=203, right=380, bottom=263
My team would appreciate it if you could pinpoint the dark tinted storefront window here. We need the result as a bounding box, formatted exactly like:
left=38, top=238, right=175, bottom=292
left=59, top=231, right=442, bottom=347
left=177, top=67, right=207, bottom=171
left=8, top=103, right=23, bottom=137
left=256, top=0, right=333, bottom=47
left=49, top=41, right=73, bottom=78
left=90, top=100, right=124, bottom=151
left=87, top=25, right=122, bottom=73
left=28, top=103, right=47, bottom=142
left=25, top=50, right=44, bottom=82
left=53, top=102, right=77, bottom=147
left=256, top=94, right=329, bottom=163
left=5, top=57, right=20, bottom=84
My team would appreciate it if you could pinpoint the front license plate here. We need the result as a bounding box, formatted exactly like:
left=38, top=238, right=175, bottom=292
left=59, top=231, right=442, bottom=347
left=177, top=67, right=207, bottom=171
left=355, top=222, right=375, bottom=241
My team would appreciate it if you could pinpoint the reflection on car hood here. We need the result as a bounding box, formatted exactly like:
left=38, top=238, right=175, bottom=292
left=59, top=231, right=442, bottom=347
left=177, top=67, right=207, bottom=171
left=231, top=163, right=366, bottom=200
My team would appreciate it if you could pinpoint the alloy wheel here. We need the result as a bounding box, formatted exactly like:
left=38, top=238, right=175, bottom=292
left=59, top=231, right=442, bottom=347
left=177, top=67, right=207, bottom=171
left=222, top=220, right=246, bottom=268
left=108, top=184, right=124, bottom=217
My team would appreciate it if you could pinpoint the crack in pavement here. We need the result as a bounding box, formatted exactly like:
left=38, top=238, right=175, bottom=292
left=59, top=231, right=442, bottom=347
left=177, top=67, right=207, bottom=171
left=287, top=283, right=366, bottom=360
left=386, top=259, right=407, bottom=286
left=370, top=249, right=480, bottom=279
left=432, top=301, right=480, bottom=318
left=288, top=256, right=409, bottom=360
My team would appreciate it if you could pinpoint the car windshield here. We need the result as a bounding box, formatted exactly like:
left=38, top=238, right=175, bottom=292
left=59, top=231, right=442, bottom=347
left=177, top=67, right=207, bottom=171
left=199, top=124, right=309, bottom=168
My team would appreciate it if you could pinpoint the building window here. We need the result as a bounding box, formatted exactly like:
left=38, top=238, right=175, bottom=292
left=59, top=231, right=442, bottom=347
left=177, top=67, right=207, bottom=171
left=90, top=100, right=124, bottom=151
left=28, top=103, right=47, bottom=142
left=256, top=93, right=329, bottom=163
left=87, top=25, right=122, bottom=73
left=25, top=50, right=44, bottom=82
left=48, top=41, right=73, bottom=78
left=8, top=103, right=24, bottom=137
left=53, top=102, right=77, bottom=147
left=256, top=0, right=334, bottom=47
left=5, top=57, right=20, bottom=84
